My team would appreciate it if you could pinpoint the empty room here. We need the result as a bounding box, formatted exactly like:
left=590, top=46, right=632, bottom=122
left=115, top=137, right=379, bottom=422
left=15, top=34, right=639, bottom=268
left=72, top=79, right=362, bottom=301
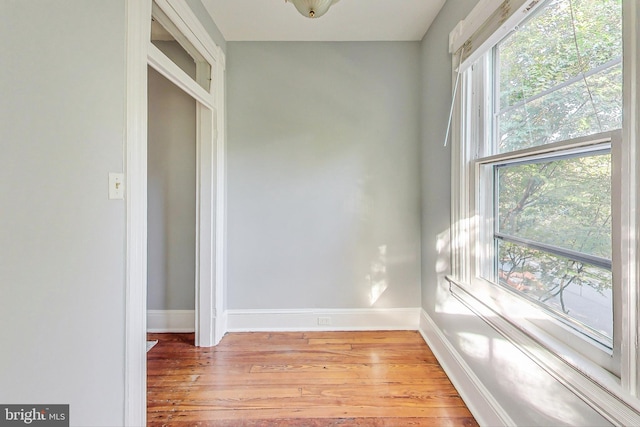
left=2, top=0, right=640, bottom=426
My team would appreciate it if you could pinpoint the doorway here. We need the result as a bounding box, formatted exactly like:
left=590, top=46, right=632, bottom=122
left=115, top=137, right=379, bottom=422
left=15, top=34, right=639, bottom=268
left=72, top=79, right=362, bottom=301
left=124, top=0, right=226, bottom=424
left=147, top=64, right=197, bottom=336
left=147, top=0, right=226, bottom=346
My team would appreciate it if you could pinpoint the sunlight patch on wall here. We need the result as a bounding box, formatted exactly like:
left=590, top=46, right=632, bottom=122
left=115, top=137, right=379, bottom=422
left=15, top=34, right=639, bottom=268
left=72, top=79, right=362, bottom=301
left=368, top=245, right=388, bottom=305
left=436, top=228, right=450, bottom=274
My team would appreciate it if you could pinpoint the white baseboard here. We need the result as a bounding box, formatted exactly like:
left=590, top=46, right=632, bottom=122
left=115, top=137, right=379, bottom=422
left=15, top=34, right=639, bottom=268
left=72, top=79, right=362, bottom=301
left=147, top=310, right=195, bottom=332
left=226, top=307, right=420, bottom=332
left=418, top=309, right=514, bottom=427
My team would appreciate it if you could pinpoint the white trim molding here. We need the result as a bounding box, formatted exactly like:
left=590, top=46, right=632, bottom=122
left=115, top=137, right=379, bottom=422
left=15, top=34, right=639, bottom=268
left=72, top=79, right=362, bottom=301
left=147, top=0, right=227, bottom=348
left=213, top=44, right=227, bottom=346
left=418, top=309, right=514, bottom=427
left=124, top=0, right=151, bottom=425
left=147, top=44, right=214, bottom=109
left=125, top=0, right=226, bottom=423
left=621, top=0, right=640, bottom=396
left=226, top=308, right=420, bottom=332
left=147, top=310, right=196, bottom=333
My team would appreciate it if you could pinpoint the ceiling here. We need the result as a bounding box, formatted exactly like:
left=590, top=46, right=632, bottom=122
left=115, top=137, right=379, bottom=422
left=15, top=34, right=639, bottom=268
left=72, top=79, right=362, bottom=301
left=200, top=0, right=447, bottom=42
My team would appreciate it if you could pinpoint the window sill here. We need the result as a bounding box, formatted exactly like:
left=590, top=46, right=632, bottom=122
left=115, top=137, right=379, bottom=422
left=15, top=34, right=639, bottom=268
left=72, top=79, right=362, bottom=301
left=446, top=275, right=640, bottom=426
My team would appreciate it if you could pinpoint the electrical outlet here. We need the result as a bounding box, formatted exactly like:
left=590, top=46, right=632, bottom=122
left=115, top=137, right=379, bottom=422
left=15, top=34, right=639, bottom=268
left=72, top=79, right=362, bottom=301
left=317, top=317, right=332, bottom=326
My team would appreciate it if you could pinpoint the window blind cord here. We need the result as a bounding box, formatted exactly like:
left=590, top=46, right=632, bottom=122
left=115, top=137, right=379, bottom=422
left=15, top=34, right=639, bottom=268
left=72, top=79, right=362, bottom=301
left=568, top=0, right=603, bottom=133
left=444, top=45, right=465, bottom=147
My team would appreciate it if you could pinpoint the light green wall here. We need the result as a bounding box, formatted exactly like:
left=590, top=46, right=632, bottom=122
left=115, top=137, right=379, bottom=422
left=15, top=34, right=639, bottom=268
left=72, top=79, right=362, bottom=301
left=0, top=0, right=615, bottom=423
left=147, top=65, right=197, bottom=311
left=0, top=1, right=127, bottom=425
left=226, top=42, right=422, bottom=310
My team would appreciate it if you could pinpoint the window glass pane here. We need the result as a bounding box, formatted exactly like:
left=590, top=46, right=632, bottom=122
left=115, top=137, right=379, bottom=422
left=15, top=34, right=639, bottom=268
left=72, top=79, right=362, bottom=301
left=585, top=64, right=623, bottom=131
left=495, top=0, right=622, bottom=153
left=151, top=3, right=212, bottom=91
left=494, top=150, right=612, bottom=344
left=151, top=18, right=196, bottom=80
left=497, top=241, right=612, bottom=341
left=497, top=152, right=611, bottom=259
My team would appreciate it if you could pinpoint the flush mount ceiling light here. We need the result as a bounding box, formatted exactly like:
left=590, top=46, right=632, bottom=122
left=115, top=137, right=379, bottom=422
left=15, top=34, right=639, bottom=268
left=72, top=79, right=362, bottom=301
left=285, top=0, right=341, bottom=18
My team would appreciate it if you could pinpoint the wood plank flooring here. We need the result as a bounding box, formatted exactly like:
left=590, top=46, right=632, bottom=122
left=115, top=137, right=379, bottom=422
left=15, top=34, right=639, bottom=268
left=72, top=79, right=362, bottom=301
left=147, top=331, right=478, bottom=426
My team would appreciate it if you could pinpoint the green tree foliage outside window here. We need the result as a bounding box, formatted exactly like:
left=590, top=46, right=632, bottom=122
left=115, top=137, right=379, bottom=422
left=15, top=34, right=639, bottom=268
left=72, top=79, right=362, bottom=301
left=492, top=0, right=621, bottom=342
left=496, top=0, right=622, bottom=152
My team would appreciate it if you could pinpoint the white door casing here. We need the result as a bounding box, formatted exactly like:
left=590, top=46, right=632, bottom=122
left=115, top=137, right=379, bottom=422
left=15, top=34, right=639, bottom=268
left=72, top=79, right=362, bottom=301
left=124, top=0, right=226, bottom=424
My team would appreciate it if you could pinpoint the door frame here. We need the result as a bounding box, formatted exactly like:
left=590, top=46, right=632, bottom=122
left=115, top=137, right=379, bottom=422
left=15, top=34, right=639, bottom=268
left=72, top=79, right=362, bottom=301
left=124, top=1, right=226, bottom=424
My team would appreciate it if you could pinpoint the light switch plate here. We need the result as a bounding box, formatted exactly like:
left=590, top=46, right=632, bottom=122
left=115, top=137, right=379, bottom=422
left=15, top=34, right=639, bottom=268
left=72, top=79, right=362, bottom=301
left=109, top=173, right=125, bottom=200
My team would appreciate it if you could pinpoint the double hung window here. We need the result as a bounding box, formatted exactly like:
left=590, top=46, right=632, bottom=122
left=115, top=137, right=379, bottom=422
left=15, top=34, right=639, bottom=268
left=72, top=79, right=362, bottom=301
left=449, top=0, right=637, bottom=386
left=483, top=0, right=621, bottom=356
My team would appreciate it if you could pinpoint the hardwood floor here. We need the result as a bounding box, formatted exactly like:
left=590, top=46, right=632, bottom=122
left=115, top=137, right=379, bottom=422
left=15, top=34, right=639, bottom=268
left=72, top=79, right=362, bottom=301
left=147, top=331, right=478, bottom=426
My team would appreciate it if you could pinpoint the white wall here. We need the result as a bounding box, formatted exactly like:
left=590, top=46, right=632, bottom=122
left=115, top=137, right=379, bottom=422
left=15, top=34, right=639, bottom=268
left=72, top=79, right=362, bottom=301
left=147, top=65, right=196, bottom=311
left=419, top=1, right=612, bottom=425
left=0, top=1, right=126, bottom=425
left=226, top=42, right=422, bottom=310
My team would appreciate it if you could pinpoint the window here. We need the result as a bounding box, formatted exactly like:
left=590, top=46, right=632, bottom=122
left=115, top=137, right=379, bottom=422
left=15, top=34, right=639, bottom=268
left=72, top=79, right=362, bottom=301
left=150, top=1, right=214, bottom=93
left=449, top=0, right=640, bottom=393
left=473, top=0, right=623, bottom=356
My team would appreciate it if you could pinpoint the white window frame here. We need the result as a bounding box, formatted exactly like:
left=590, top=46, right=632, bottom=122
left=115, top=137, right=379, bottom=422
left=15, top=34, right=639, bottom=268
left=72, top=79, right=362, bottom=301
left=448, top=0, right=640, bottom=423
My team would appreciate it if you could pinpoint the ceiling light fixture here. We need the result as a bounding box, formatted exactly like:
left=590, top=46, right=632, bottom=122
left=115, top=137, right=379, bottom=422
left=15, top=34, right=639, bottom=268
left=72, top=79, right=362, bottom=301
left=286, top=0, right=341, bottom=18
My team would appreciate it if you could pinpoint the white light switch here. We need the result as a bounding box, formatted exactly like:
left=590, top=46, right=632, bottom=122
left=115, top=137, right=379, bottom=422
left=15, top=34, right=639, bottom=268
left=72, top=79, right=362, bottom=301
left=109, top=173, right=125, bottom=200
